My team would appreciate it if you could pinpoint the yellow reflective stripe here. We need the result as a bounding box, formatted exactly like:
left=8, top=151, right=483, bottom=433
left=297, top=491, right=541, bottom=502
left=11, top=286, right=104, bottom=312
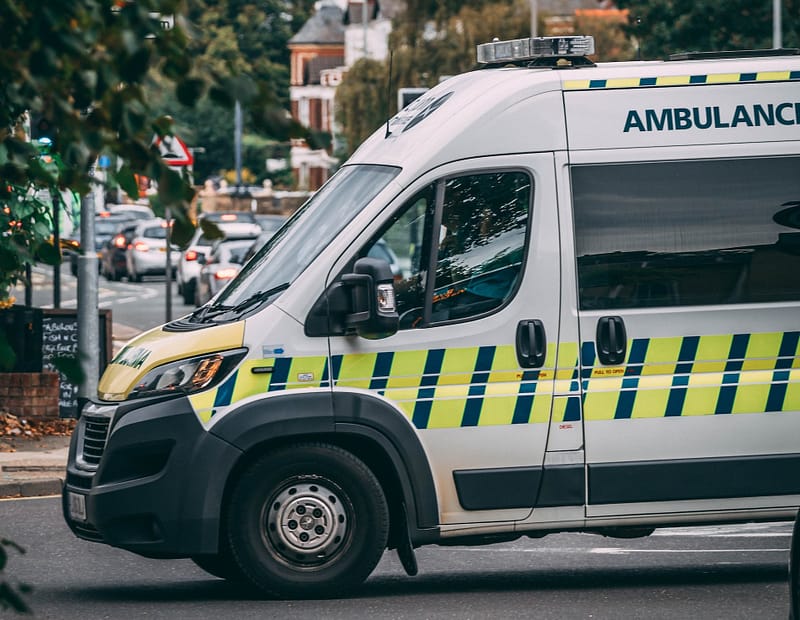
left=564, top=79, right=591, bottom=90
left=584, top=393, right=621, bottom=422
left=642, top=336, right=681, bottom=374
left=691, top=334, right=731, bottom=373
left=656, top=75, right=691, bottom=86
left=488, top=345, right=522, bottom=384
left=337, top=352, right=377, bottom=388
left=732, top=383, right=771, bottom=414
left=477, top=395, right=518, bottom=425
left=630, top=387, right=670, bottom=419
left=284, top=356, right=328, bottom=389
left=438, top=347, right=478, bottom=385
left=606, top=77, right=642, bottom=88
left=530, top=394, right=552, bottom=424
left=706, top=73, right=741, bottom=84
left=682, top=387, right=719, bottom=416
left=748, top=332, right=784, bottom=357
left=757, top=71, right=791, bottom=81
left=785, top=370, right=800, bottom=408
left=230, top=359, right=272, bottom=401
left=589, top=366, right=625, bottom=379
left=189, top=389, right=218, bottom=424
left=385, top=350, right=426, bottom=388
left=427, top=397, right=466, bottom=429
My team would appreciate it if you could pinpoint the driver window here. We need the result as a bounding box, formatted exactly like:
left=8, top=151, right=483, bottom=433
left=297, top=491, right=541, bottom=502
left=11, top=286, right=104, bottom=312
left=432, top=171, right=531, bottom=322
left=361, top=170, right=531, bottom=330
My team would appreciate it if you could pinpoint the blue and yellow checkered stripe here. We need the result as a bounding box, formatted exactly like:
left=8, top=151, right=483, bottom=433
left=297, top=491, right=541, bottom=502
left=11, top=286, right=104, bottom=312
left=564, top=70, right=800, bottom=90
left=331, top=344, right=578, bottom=430
left=190, top=343, right=579, bottom=428
left=190, top=330, right=799, bottom=426
left=581, top=331, right=800, bottom=420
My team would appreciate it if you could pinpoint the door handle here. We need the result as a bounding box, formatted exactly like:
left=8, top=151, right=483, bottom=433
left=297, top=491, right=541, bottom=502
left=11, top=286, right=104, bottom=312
left=596, top=316, right=627, bottom=365
left=516, top=319, right=546, bottom=368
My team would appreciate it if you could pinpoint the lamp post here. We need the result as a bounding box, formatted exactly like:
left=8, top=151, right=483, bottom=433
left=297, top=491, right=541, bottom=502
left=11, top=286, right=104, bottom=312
left=773, top=0, right=782, bottom=48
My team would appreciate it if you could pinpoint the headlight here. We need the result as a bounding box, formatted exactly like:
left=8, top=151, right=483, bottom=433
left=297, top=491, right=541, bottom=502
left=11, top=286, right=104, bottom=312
left=128, top=348, right=247, bottom=399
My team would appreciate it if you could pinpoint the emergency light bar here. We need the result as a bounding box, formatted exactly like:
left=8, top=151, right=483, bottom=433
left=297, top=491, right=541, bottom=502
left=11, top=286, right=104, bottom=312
left=477, top=35, right=595, bottom=64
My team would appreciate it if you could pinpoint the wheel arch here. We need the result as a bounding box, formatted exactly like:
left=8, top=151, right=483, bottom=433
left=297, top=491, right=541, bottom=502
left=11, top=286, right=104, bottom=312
left=209, top=390, right=440, bottom=548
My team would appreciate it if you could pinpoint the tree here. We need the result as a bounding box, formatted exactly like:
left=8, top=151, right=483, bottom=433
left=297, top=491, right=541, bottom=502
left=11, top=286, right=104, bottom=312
left=614, top=0, right=800, bottom=59
left=336, top=1, right=533, bottom=157
left=159, top=0, right=315, bottom=181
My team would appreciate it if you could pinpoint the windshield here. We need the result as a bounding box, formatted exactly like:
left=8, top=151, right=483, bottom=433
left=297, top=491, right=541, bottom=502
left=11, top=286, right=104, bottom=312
left=210, top=164, right=400, bottom=313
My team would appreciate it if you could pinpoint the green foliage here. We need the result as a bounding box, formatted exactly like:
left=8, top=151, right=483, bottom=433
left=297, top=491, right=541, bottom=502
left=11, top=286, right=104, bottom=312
left=337, top=1, right=534, bottom=157
left=335, top=59, right=390, bottom=157
left=614, top=0, right=800, bottom=59
left=1, top=0, right=203, bottom=306
left=152, top=0, right=315, bottom=180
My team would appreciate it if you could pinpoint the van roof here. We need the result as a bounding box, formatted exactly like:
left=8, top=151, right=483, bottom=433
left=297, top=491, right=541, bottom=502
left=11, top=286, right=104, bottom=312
left=348, top=49, right=800, bottom=173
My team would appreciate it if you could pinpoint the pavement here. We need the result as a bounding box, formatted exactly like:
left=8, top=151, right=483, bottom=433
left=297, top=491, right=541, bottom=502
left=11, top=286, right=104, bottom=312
left=0, top=322, right=143, bottom=500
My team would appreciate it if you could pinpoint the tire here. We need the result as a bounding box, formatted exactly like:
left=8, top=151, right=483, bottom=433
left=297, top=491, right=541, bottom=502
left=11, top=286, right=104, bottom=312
left=226, top=443, right=389, bottom=599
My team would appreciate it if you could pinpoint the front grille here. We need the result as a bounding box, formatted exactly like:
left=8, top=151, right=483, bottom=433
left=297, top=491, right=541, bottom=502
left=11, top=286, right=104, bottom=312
left=81, top=414, right=111, bottom=466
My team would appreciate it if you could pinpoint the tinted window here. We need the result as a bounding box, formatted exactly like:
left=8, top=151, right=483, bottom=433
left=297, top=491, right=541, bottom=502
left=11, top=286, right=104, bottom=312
left=573, top=157, right=800, bottom=310
left=363, top=170, right=532, bottom=329
left=143, top=226, right=167, bottom=239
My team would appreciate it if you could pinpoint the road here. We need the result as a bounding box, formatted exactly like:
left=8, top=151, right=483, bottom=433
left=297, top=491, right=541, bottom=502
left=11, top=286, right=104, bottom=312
left=16, top=263, right=194, bottom=333
left=0, top=496, right=792, bottom=619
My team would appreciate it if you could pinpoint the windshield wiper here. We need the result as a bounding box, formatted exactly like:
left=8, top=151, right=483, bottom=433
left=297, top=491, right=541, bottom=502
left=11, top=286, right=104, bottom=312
left=189, top=283, right=290, bottom=323
left=190, top=302, right=236, bottom=322
left=229, top=282, right=291, bottom=315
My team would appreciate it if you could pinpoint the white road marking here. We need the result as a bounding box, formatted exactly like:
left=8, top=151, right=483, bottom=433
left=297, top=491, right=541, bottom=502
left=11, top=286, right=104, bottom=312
left=590, top=547, right=787, bottom=554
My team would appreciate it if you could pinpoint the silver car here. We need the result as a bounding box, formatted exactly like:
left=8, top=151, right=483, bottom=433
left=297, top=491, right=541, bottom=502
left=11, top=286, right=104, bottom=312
left=176, top=212, right=261, bottom=304
left=195, top=238, right=256, bottom=306
left=125, top=218, right=181, bottom=282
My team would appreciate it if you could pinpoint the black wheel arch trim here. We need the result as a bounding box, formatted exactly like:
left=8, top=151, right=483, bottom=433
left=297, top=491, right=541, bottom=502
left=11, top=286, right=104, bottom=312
left=208, top=389, right=440, bottom=540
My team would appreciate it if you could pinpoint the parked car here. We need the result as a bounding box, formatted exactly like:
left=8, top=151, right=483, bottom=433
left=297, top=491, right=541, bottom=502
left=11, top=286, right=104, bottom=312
left=177, top=212, right=261, bottom=304
left=100, top=221, right=139, bottom=281
left=125, top=218, right=181, bottom=282
left=195, top=238, right=256, bottom=306
left=66, top=213, right=131, bottom=276
left=106, top=203, right=155, bottom=221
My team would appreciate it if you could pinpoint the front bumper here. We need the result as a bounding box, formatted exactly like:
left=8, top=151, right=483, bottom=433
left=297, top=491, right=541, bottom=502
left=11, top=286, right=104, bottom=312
left=62, top=395, right=242, bottom=558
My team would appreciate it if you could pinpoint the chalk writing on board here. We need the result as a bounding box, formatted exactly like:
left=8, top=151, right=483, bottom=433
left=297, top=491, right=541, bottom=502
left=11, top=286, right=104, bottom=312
left=41, top=316, right=81, bottom=414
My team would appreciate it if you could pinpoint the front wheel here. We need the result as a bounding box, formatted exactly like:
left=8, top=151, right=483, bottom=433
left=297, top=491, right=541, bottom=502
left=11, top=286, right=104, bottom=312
left=226, top=443, right=389, bottom=599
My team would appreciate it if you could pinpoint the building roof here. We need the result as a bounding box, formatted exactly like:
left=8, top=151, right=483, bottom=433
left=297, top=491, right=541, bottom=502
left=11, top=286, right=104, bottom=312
left=289, top=3, right=345, bottom=46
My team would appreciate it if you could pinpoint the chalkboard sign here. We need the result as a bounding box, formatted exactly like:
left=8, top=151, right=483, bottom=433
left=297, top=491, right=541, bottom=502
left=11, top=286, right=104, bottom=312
left=41, top=309, right=112, bottom=417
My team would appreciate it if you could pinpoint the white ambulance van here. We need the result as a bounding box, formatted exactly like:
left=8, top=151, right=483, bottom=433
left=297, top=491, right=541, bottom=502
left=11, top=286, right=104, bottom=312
left=64, top=36, right=800, bottom=598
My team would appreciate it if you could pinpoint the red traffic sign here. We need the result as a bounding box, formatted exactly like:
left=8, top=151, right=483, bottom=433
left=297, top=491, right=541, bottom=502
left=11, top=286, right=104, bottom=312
left=154, top=134, right=194, bottom=166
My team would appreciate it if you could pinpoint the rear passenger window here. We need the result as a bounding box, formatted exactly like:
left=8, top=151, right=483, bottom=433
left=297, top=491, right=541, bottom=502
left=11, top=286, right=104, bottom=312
left=572, top=156, right=800, bottom=310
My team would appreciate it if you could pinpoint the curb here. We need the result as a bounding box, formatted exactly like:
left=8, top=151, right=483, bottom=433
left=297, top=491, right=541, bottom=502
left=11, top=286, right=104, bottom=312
left=0, top=477, right=63, bottom=499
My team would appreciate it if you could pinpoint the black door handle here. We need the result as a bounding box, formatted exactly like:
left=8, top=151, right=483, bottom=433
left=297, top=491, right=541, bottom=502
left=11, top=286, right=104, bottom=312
left=516, top=319, right=546, bottom=368
left=596, top=316, right=627, bottom=365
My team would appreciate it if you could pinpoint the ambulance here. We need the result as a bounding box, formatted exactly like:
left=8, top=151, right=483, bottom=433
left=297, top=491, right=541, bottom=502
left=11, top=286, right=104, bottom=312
left=63, top=36, right=800, bottom=598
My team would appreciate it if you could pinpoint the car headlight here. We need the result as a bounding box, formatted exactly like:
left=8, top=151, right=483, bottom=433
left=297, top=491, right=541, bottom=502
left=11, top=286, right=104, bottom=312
left=128, top=348, right=247, bottom=399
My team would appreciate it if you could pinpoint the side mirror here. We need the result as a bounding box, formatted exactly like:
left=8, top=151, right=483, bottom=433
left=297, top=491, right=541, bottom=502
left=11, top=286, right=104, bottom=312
left=196, top=254, right=207, bottom=265
left=342, top=257, right=398, bottom=339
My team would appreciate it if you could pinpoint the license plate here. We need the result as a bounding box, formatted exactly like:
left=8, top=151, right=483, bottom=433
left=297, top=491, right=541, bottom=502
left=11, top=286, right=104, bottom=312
left=68, top=492, right=87, bottom=522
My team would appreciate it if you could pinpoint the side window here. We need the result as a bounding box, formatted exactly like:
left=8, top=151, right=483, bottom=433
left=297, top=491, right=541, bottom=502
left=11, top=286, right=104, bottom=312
left=362, top=170, right=532, bottom=329
left=572, top=157, right=800, bottom=310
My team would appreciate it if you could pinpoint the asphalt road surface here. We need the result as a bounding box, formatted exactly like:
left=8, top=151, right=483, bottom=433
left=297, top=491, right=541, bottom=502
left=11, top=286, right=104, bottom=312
left=1, top=496, right=792, bottom=619
left=18, top=263, right=192, bottom=333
